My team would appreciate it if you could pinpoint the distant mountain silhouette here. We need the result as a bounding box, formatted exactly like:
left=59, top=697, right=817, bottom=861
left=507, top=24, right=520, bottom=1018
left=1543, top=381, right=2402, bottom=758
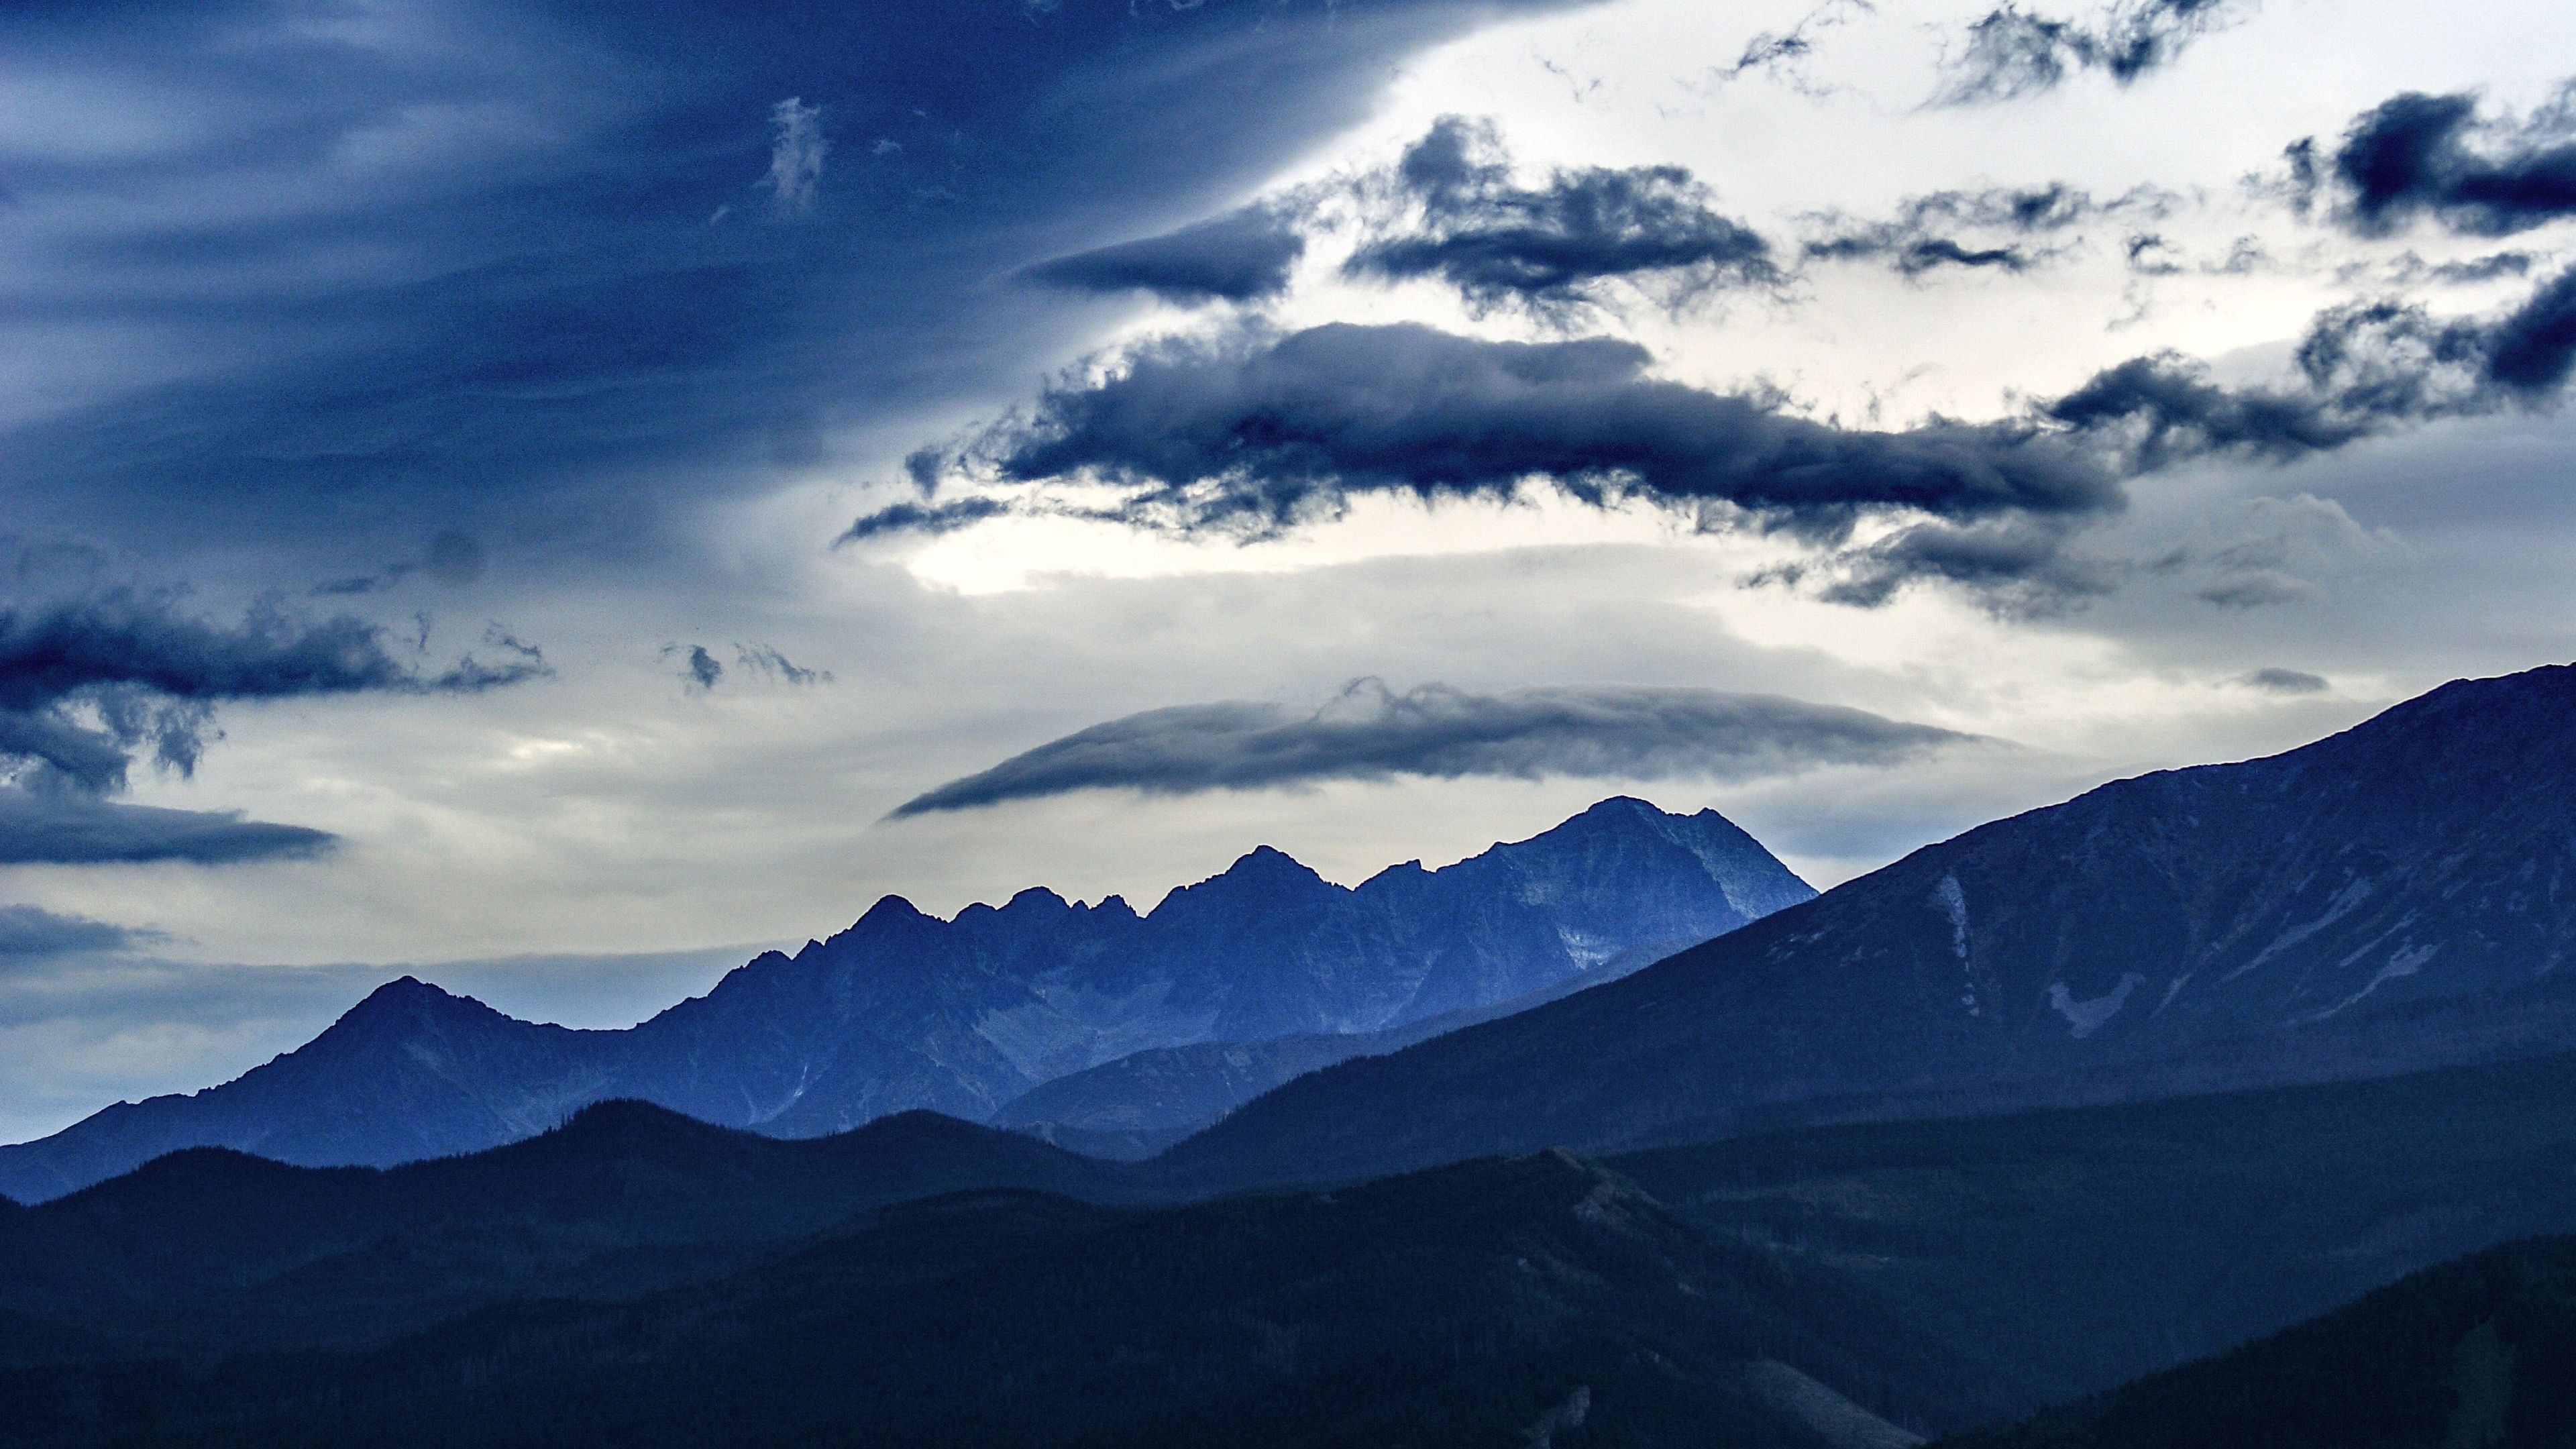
left=1165, top=663, right=2576, bottom=1189
left=0, top=796, right=1810, bottom=1202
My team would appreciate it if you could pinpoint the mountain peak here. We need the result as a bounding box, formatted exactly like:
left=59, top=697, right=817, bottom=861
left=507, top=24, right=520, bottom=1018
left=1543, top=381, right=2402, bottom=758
left=855, top=894, right=933, bottom=927
left=334, top=975, right=482, bottom=1027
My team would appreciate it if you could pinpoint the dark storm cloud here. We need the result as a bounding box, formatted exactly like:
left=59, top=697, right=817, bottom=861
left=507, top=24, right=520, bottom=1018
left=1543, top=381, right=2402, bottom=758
left=1803, top=182, right=2170, bottom=277
left=2305, top=85, right=2576, bottom=237
left=921, top=262, right=2576, bottom=610
left=1932, top=0, right=2253, bottom=105
left=963, top=322, right=2115, bottom=540
left=0, top=906, right=155, bottom=961
left=890, top=680, right=1980, bottom=816
left=0, top=0, right=1586, bottom=561
left=1024, top=206, right=1309, bottom=304
left=1342, top=117, right=1777, bottom=313
left=0, top=791, right=335, bottom=867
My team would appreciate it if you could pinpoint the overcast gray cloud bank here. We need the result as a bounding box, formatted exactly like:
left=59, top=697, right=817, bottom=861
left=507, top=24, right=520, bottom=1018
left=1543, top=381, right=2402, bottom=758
left=1933, top=0, right=2253, bottom=105
left=891, top=681, right=1979, bottom=816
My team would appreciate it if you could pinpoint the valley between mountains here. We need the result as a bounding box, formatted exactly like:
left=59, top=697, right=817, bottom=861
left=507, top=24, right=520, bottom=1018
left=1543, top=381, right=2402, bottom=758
left=11, top=663, right=2576, bottom=1447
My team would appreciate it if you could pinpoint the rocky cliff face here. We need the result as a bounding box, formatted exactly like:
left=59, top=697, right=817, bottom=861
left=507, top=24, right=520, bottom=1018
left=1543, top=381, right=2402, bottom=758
left=0, top=797, right=1810, bottom=1201
left=1165, top=663, right=2576, bottom=1189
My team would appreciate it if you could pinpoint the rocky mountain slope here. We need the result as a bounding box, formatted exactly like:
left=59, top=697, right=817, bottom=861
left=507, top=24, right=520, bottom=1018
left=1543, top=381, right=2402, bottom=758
left=1164, top=663, right=2576, bottom=1189
left=0, top=797, right=1809, bottom=1201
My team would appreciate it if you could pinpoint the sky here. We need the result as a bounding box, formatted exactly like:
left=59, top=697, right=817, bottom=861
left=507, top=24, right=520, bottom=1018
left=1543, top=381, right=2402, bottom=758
left=5, top=0, right=2576, bottom=1142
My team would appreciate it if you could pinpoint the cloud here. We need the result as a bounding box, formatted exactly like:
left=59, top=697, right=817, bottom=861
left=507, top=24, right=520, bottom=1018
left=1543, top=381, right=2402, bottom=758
left=2310, top=85, right=2576, bottom=237
left=2239, top=667, right=2330, bottom=693
left=311, top=531, right=489, bottom=598
left=918, top=262, right=2576, bottom=612
left=1, top=0, right=1573, bottom=565
left=0, top=588, right=548, bottom=794
left=961, top=322, right=2116, bottom=543
left=1715, top=1, right=1876, bottom=95
left=762, top=97, right=828, bottom=213
left=0, top=790, right=335, bottom=866
left=1933, top=0, right=2253, bottom=105
left=2044, top=266, right=2576, bottom=468
left=733, top=645, right=825, bottom=686
left=1342, top=117, right=1777, bottom=314
left=0, top=906, right=155, bottom=961
left=0, top=580, right=543, bottom=864
left=665, top=644, right=724, bottom=692
left=1024, top=206, right=1308, bottom=304
left=836, top=496, right=1012, bottom=544
left=890, top=680, right=1981, bottom=816
left=1803, top=182, right=2172, bottom=276
left=661, top=642, right=827, bottom=690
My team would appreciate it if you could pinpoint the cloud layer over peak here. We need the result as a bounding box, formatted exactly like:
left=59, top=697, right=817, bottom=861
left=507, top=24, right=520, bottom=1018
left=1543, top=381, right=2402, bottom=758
left=892, top=680, right=1982, bottom=816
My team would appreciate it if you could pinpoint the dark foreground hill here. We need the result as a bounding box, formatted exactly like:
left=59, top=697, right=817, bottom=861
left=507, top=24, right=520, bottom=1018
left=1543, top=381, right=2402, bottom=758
left=1607, top=1046, right=2576, bottom=1401
left=1164, top=663, right=2576, bottom=1189
left=15, top=1039, right=2576, bottom=1436
left=1941, top=1235, right=2576, bottom=1449
left=0, top=1151, right=2015, bottom=1449
left=0, top=1100, right=1136, bottom=1365
left=0, top=796, right=1809, bottom=1203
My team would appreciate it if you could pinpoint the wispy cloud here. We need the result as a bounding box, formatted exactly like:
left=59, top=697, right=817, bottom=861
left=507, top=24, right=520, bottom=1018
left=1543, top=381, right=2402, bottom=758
left=762, top=97, right=828, bottom=214
left=1932, top=0, right=2255, bottom=105
left=1023, top=205, right=1308, bottom=305
left=891, top=680, right=1982, bottom=816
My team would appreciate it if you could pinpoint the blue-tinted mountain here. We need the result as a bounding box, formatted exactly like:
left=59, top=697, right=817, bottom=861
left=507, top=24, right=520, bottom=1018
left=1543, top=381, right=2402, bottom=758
left=0, top=797, right=1810, bottom=1201
left=1165, top=663, right=2576, bottom=1189
left=993, top=936, right=1692, bottom=1157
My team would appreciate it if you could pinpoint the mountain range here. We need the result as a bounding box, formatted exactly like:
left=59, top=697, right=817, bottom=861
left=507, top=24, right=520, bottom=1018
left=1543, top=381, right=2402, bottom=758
left=10, top=664, right=2576, bottom=1444
left=1161, top=663, right=2576, bottom=1189
left=12, top=1040, right=2576, bottom=1444
left=0, top=796, right=1812, bottom=1202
